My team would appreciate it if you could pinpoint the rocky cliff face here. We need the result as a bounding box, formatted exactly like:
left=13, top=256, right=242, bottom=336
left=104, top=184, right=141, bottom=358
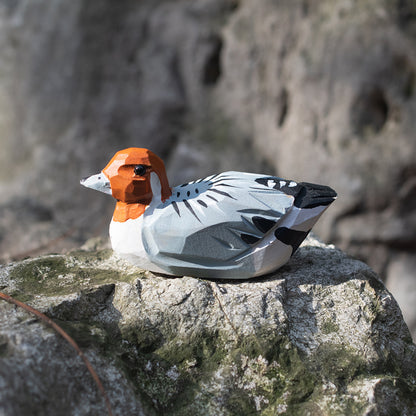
left=0, top=236, right=415, bottom=415
left=0, top=1, right=415, bottom=336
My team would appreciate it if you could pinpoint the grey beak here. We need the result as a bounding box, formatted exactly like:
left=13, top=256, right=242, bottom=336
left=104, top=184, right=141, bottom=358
left=80, top=172, right=112, bottom=195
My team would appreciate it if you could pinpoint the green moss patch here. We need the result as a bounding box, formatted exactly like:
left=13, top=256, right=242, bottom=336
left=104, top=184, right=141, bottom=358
left=308, top=343, right=366, bottom=386
left=322, top=319, right=340, bottom=334
left=7, top=251, right=138, bottom=302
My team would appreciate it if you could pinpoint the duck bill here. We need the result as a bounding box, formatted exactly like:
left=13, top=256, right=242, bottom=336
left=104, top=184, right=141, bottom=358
left=80, top=172, right=112, bottom=195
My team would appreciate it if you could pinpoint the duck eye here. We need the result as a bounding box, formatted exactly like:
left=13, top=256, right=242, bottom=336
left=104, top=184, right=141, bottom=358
left=134, top=164, right=147, bottom=176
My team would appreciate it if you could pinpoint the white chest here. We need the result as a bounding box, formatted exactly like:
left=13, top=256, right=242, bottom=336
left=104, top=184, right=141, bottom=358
left=109, top=217, right=144, bottom=256
left=109, top=217, right=166, bottom=273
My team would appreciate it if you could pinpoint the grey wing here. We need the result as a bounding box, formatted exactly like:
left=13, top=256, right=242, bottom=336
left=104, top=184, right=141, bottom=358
left=142, top=171, right=295, bottom=266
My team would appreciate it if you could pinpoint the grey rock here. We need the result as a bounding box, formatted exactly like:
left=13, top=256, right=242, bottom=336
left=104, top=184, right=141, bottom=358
left=0, top=236, right=415, bottom=415
left=386, top=254, right=416, bottom=339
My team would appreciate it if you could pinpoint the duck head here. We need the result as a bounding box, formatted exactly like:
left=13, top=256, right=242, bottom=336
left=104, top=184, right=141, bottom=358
left=81, top=148, right=172, bottom=221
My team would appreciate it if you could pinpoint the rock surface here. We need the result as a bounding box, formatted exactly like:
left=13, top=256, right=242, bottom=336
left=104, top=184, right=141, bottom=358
left=0, top=236, right=415, bottom=415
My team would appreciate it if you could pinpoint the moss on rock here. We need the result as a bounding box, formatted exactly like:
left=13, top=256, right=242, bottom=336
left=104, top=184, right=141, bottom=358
left=7, top=250, right=138, bottom=302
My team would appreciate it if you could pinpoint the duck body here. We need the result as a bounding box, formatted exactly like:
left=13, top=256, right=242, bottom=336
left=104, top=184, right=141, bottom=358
left=81, top=148, right=336, bottom=279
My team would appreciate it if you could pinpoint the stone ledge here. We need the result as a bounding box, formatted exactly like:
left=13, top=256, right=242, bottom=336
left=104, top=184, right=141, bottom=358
left=0, top=236, right=415, bottom=415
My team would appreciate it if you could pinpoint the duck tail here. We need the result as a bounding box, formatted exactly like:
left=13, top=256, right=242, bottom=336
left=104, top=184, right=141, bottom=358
left=294, top=182, right=337, bottom=209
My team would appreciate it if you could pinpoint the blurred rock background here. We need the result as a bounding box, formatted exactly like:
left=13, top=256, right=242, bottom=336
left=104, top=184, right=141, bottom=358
left=0, top=0, right=415, bottom=338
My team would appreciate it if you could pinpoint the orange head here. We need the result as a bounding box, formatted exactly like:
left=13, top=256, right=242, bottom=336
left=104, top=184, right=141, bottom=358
left=102, top=148, right=172, bottom=204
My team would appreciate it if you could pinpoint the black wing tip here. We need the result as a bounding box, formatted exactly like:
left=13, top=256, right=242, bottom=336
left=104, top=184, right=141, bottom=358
left=254, top=176, right=337, bottom=209
left=295, top=182, right=337, bottom=209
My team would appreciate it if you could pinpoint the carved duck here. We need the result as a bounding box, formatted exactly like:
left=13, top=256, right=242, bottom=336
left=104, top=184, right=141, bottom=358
left=81, top=148, right=336, bottom=279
